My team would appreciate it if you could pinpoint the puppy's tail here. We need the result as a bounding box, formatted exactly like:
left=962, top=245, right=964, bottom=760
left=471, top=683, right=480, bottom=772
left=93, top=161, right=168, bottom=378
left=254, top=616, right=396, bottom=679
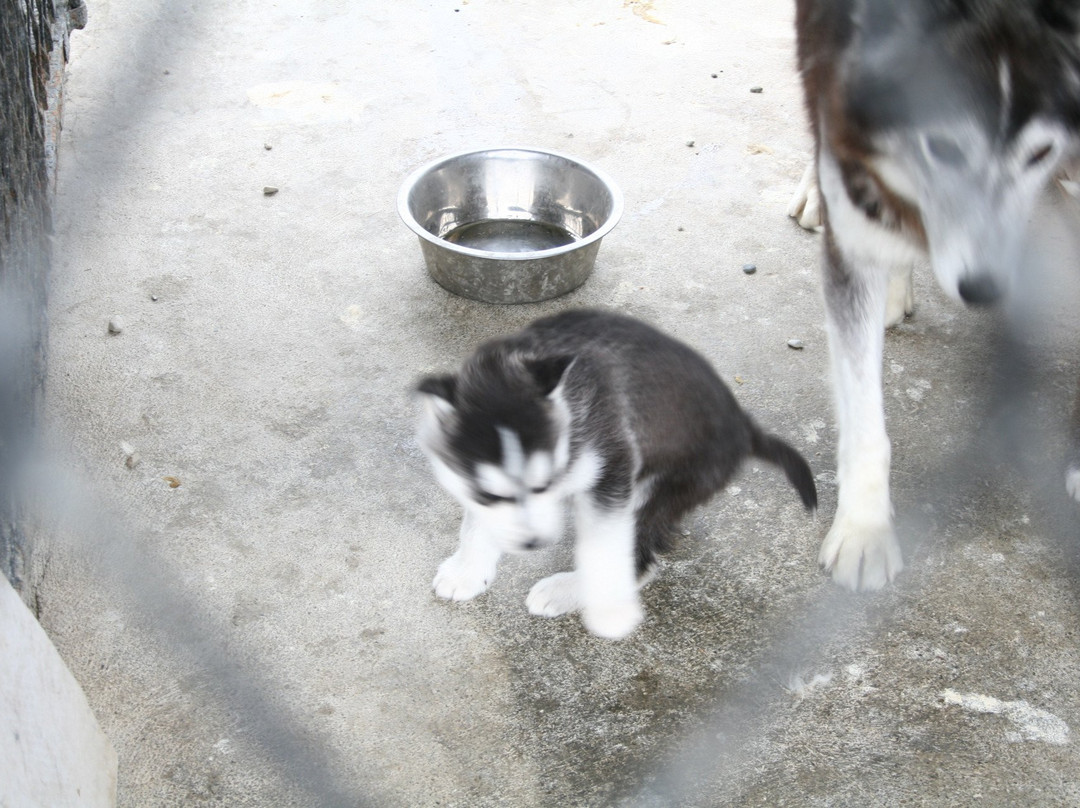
left=751, top=430, right=818, bottom=511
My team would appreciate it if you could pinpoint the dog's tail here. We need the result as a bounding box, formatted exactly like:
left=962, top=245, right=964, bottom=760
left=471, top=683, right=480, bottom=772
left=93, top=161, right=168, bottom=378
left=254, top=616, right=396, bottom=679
left=750, top=429, right=818, bottom=511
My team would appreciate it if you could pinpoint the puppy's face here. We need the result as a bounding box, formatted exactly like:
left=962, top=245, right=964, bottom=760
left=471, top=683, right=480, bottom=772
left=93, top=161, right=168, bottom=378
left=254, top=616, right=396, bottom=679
left=416, top=353, right=576, bottom=554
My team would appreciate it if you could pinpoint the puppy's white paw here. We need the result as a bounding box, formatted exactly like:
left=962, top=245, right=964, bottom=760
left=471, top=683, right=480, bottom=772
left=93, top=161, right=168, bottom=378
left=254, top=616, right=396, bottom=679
left=1067, top=465, right=1080, bottom=502
left=433, top=552, right=495, bottom=601
left=526, top=572, right=581, bottom=617
left=582, top=600, right=644, bottom=640
left=819, top=516, right=903, bottom=591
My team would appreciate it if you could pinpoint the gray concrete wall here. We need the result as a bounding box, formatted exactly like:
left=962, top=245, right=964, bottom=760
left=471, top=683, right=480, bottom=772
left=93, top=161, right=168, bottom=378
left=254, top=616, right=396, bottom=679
left=0, top=5, right=116, bottom=807
left=0, top=0, right=82, bottom=599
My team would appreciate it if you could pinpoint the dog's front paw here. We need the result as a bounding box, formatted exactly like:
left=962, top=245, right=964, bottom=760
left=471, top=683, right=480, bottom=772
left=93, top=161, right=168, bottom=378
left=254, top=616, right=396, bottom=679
left=582, top=600, right=644, bottom=640
left=433, top=552, right=495, bottom=601
left=526, top=572, right=581, bottom=617
left=819, top=516, right=903, bottom=591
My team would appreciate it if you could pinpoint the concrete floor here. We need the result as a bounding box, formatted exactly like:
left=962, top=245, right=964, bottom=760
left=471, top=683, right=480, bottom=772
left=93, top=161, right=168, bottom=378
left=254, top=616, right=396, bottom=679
left=39, top=0, right=1080, bottom=805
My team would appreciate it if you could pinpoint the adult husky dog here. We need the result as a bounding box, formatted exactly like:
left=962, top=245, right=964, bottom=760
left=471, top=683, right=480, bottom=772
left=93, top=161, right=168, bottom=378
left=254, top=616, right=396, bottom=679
left=415, top=310, right=817, bottom=639
left=794, top=0, right=1080, bottom=590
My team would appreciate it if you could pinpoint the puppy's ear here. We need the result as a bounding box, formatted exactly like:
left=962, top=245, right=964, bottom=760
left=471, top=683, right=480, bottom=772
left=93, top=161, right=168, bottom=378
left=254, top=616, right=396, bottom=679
left=416, top=374, right=458, bottom=420
left=523, top=355, right=575, bottom=397
left=417, top=374, right=456, bottom=403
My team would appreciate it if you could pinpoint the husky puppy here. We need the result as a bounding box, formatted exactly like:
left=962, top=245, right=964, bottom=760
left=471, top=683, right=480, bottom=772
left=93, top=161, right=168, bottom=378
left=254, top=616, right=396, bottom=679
left=415, top=310, right=817, bottom=640
left=794, top=0, right=1080, bottom=590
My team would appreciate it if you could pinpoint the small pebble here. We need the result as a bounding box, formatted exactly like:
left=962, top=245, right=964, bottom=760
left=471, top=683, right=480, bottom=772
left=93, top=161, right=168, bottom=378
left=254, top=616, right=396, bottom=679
left=750, top=86, right=763, bottom=93
left=107, top=317, right=123, bottom=334
left=787, top=339, right=805, bottom=350
left=163, top=476, right=182, bottom=489
left=686, top=140, right=695, bottom=148
left=263, top=186, right=279, bottom=196
left=742, top=263, right=757, bottom=274
left=120, top=442, right=140, bottom=469
left=677, top=226, right=685, bottom=232
left=150, top=294, right=159, bottom=302
left=711, top=73, right=718, bottom=78
left=264, top=143, right=273, bottom=151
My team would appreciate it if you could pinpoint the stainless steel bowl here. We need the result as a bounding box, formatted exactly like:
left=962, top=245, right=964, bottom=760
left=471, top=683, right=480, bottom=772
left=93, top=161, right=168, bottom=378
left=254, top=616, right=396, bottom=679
left=398, top=148, right=623, bottom=304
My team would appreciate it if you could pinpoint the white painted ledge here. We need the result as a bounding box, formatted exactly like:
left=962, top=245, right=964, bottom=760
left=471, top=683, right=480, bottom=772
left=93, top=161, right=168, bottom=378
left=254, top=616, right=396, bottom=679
left=1, top=575, right=117, bottom=807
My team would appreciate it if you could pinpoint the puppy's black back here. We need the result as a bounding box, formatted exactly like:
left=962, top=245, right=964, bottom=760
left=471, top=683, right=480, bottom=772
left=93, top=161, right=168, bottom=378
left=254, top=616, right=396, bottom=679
left=522, top=309, right=762, bottom=470
left=520, top=310, right=816, bottom=573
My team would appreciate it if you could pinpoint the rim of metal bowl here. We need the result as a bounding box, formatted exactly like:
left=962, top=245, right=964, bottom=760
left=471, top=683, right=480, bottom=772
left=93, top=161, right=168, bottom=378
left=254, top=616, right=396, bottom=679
left=397, top=147, right=624, bottom=262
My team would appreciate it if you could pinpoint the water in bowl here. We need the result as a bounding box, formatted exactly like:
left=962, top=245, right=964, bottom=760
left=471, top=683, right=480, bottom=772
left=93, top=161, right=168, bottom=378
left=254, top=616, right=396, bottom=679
left=444, top=219, right=578, bottom=253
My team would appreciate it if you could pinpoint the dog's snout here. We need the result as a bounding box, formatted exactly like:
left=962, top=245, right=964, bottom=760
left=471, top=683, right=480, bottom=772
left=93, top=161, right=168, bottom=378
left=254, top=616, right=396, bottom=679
left=957, top=274, right=1001, bottom=306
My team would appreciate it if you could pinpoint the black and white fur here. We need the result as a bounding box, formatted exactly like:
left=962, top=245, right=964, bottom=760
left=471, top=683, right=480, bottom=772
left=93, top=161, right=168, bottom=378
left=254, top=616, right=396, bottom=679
left=416, top=310, right=818, bottom=639
left=794, top=0, right=1080, bottom=590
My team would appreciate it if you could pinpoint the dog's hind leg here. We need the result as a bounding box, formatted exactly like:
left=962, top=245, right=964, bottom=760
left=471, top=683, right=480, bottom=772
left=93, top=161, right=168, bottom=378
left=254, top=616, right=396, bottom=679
left=884, top=264, right=915, bottom=327
left=433, top=510, right=503, bottom=601
left=631, top=469, right=725, bottom=576
left=788, top=159, right=824, bottom=231
left=817, top=226, right=904, bottom=591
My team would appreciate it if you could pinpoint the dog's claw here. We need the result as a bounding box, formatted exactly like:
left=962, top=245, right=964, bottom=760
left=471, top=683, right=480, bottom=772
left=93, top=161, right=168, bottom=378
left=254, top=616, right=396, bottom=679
left=819, top=518, right=903, bottom=591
